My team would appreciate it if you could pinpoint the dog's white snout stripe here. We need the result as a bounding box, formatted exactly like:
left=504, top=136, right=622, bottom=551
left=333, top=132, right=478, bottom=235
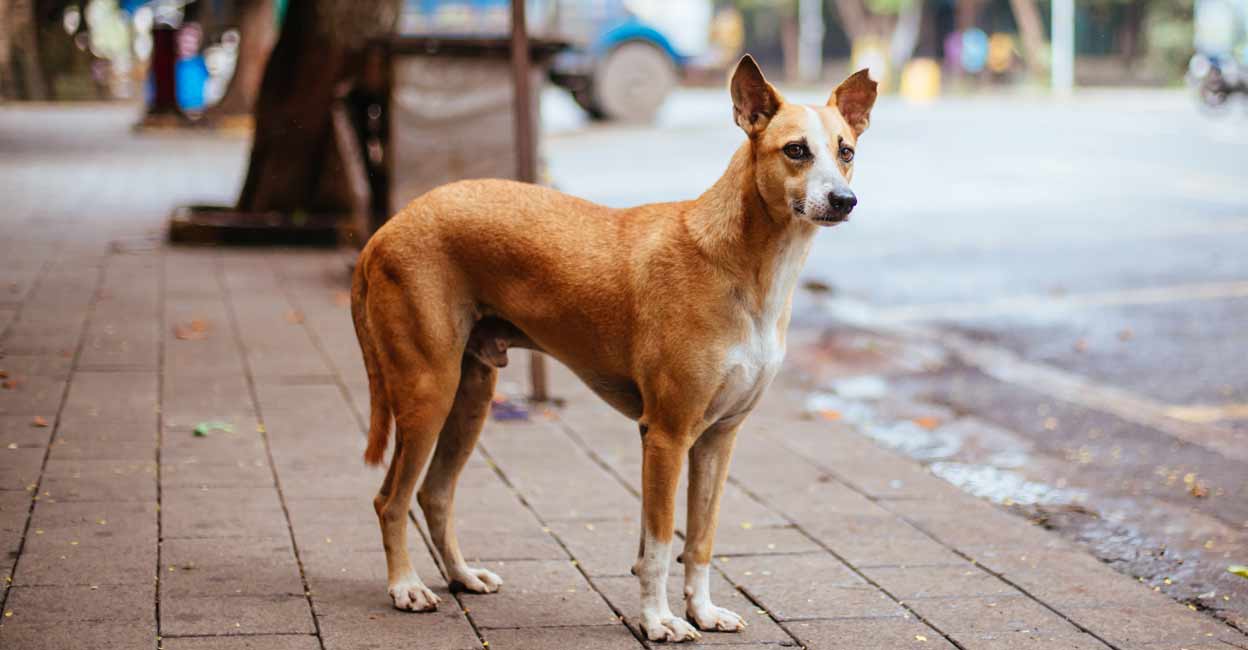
left=800, top=106, right=851, bottom=217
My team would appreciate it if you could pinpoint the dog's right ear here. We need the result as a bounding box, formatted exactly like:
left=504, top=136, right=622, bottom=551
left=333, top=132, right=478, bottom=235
left=730, top=55, right=782, bottom=137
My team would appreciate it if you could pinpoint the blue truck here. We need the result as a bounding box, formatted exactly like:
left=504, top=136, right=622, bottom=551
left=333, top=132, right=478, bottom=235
left=402, top=0, right=712, bottom=121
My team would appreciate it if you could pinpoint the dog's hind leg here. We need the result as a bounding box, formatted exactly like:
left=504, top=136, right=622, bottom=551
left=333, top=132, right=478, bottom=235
left=367, top=277, right=465, bottom=612
left=418, top=353, right=503, bottom=594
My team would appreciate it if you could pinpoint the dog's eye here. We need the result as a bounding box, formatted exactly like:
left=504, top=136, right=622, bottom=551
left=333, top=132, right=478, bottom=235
left=839, top=146, right=855, bottom=164
left=783, top=143, right=809, bottom=160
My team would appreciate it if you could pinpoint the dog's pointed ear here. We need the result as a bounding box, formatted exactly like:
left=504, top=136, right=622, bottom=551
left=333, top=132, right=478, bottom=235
left=829, top=69, right=878, bottom=137
left=730, top=55, right=782, bottom=136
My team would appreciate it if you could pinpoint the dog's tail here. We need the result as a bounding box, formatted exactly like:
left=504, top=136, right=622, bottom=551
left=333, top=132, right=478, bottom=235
left=352, top=249, right=391, bottom=467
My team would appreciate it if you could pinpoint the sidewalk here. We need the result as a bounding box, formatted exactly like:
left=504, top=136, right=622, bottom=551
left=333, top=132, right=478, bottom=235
left=2, top=106, right=1247, bottom=650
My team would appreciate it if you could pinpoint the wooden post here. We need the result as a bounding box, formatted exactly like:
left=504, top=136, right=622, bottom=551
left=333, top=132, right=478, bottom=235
left=510, top=0, right=549, bottom=402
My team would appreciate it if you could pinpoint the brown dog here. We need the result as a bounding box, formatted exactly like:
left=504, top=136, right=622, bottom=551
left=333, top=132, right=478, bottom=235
left=351, top=55, right=876, bottom=642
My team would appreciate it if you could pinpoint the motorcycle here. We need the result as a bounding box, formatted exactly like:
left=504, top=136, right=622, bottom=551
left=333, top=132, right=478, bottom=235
left=1189, top=52, right=1248, bottom=110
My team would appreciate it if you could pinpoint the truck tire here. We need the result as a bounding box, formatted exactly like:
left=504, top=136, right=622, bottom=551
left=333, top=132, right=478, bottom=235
left=592, top=41, right=677, bottom=123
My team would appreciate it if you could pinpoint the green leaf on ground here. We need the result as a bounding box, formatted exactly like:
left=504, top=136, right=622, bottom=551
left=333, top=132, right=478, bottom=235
left=192, top=421, right=233, bottom=437
left=1229, top=565, right=1248, bottom=579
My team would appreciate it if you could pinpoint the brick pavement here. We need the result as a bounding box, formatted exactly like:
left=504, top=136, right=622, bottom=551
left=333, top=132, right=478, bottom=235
left=3, top=105, right=1248, bottom=650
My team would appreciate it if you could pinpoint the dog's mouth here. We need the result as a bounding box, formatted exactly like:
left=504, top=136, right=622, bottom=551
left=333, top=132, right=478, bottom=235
left=811, top=213, right=850, bottom=226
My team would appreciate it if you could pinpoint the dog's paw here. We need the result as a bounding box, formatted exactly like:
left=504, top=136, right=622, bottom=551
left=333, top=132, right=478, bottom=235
left=688, top=602, right=746, bottom=632
left=642, top=613, right=702, bottom=643
left=449, top=566, right=503, bottom=594
left=389, top=579, right=440, bottom=612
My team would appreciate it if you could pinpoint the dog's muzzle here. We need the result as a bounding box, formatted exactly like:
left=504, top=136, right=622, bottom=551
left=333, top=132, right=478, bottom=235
left=812, top=189, right=857, bottom=225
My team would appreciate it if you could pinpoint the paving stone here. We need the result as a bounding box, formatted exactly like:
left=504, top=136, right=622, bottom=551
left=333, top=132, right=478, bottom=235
left=4, top=582, right=154, bottom=623
left=0, top=620, right=155, bottom=650
left=784, top=617, right=957, bottom=649
left=862, top=564, right=1020, bottom=600
left=13, top=542, right=155, bottom=586
left=46, top=437, right=154, bottom=461
left=0, top=354, right=73, bottom=381
left=803, top=515, right=964, bottom=568
left=301, top=548, right=446, bottom=617
left=160, top=594, right=316, bottom=636
left=162, top=425, right=268, bottom=463
left=713, top=523, right=822, bottom=557
left=286, top=496, right=383, bottom=551
left=906, top=596, right=1087, bottom=645
left=317, top=604, right=481, bottom=650
left=161, top=373, right=256, bottom=432
left=482, top=625, right=644, bottom=650
left=162, top=487, right=288, bottom=539
left=27, top=499, right=156, bottom=548
left=1066, top=603, right=1244, bottom=647
left=594, top=571, right=794, bottom=645
left=78, top=309, right=159, bottom=369
left=59, top=371, right=157, bottom=425
left=457, top=559, right=619, bottom=629
left=161, top=537, right=303, bottom=597
left=1, top=414, right=55, bottom=447
left=0, top=372, right=64, bottom=416
left=717, top=554, right=901, bottom=621
left=0, top=447, right=44, bottom=490
left=161, top=458, right=274, bottom=488
left=162, top=635, right=322, bottom=650
left=39, top=459, right=158, bottom=501
left=547, top=519, right=639, bottom=577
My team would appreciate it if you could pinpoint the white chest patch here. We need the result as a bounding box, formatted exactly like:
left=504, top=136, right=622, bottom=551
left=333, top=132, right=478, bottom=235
left=708, top=234, right=811, bottom=422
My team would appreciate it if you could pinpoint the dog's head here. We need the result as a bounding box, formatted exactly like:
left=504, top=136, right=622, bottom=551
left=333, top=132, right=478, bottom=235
left=730, top=55, right=877, bottom=227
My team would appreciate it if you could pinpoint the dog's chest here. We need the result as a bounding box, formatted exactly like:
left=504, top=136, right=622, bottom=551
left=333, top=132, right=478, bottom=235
left=707, top=239, right=806, bottom=422
left=713, top=324, right=785, bottom=419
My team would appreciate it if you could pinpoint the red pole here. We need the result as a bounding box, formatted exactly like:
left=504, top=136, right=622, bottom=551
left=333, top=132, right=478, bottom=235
left=510, top=1, right=548, bottom=401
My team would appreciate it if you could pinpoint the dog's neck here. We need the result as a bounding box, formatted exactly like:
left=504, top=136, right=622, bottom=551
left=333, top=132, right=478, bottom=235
left=686, top=141, right=817, bottom=318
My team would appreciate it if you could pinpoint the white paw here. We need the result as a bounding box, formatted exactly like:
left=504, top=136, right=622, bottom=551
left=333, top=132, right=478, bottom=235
left=389, top=579, right=440, bottom=612
left=688, top=602, right=746, bottom=632
left=642, top=613, right=702, bottom=643
left=449, top=566, right=504, bottom=594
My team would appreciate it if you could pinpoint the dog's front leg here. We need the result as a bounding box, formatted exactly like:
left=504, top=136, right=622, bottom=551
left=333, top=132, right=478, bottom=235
left=682, top=423, right=746, bottom=632
left=635, top=428, right=702, bottom=643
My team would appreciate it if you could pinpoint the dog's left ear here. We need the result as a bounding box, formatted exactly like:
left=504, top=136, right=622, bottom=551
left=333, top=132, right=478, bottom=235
left=830, top=69, right=878, bottom=137
left=730, top=55, right=783, bottom=137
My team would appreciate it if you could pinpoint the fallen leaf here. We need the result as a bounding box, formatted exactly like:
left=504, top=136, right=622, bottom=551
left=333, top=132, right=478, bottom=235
left=915, top=635, right=928, bottom=642
left=192, top=421, right=233, bottom=437
left=284, top=310, right=305, bottom=324
left=31, top=416, right=48, bottom=428
left=913, top=416, right=941, bottom=430
left=0, top=370, right=7, bottom=378
left=2, top=379, right=17, bottom=390
left=1118, top=328, right=1134, bottom=342
left=174, top=321, right=209, bottom=341
left=819, top=409, right=842, bottom=421
left=1229, top=565, right=1248, bottom=579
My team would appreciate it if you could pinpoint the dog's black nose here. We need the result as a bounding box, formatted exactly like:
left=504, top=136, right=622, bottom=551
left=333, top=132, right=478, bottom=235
left=828, top=190, right=857, bottom=216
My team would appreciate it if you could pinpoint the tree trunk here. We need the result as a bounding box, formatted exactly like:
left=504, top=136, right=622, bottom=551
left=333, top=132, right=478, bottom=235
left=1008, top=0, right=1048, bottom=71
left=779, top=11, right=800, bottom=82
left=206, top=0, right=277, bottom=118
left=1118, top=0, right=1144, bottom=69
left=236, top=0, right=398, bottom=214
left=1, top=0, right=50, bottom=100
left=831, top=0, right=871, bottom=44
left=956, top=0, right=986, bottom=30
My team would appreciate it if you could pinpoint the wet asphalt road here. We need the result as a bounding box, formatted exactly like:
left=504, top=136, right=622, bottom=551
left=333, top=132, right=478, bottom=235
left=541, top=86, right=1248, bottom=632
